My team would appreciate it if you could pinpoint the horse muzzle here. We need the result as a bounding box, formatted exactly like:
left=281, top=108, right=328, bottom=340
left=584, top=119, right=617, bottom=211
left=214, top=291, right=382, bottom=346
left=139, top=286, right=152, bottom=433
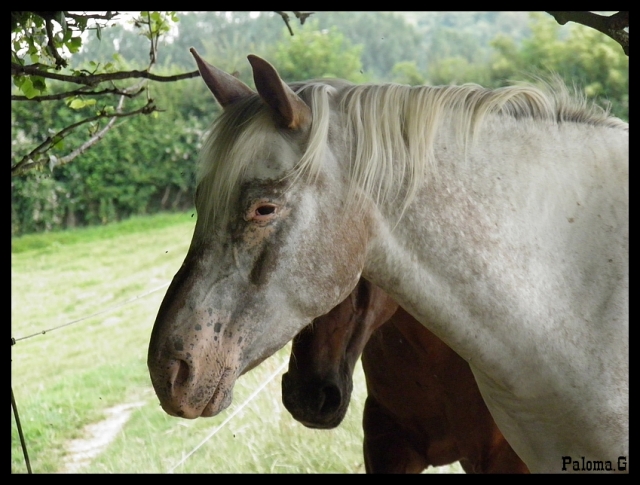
left=148, top=350, right=239, bottom=419
left=281, top=371, right=352, bottom=429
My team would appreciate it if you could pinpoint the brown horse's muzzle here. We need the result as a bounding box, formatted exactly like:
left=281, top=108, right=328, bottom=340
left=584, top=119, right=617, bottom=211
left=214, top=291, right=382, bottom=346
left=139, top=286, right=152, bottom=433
left=281, top=370, right=352, bottom=429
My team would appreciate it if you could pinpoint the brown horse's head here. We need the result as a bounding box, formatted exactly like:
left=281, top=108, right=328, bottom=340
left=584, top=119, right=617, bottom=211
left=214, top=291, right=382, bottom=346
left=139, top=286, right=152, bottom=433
left=282, top=279, right=398, bottom=428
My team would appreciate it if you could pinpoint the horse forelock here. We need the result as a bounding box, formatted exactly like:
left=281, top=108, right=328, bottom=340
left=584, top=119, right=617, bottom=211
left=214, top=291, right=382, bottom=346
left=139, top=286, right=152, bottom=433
left=195, top=76, right=628, bottom=231
left=194, top=83, right=338, bottom=231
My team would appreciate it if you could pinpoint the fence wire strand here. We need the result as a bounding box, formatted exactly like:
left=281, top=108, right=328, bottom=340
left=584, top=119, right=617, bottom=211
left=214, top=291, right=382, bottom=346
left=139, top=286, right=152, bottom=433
left=167, top=358, right=289, bottom=474
left=12, top=280, right=172, bottom=473
left=12, top=282, right=170, bottom=344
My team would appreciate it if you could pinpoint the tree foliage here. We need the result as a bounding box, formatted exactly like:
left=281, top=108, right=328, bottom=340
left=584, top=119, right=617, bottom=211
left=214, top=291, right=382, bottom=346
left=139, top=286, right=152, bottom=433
left=309, top=12, right=423, bottom=81
left=423, top=13, right=628, bottom=121
left=10, top=12, right=313, bottom=235
left=490, top=13, right=628, bottom=120
left=11, top=11, right=199, bottom=176
left=11, top=73, right=208, bottom=234
left=11, top=11, right=629, bottom=236
left=272, top=20, right=366, bottom=82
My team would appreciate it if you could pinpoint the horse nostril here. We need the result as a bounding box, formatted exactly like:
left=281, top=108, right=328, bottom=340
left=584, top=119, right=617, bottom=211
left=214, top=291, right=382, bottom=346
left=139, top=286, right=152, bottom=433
left=319, top=384, right=342, bottom=415
left=168, top=359, right=191, bottom=389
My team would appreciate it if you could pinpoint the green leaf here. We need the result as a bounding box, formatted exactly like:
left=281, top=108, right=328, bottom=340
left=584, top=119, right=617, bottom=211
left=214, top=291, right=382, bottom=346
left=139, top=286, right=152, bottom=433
left=96, top=23, right=102, bottom=41
left=52, top=137, right=65, bottom=151
left=31, top=76, right=47, bottom=93
left=13, top=76, right=26, bottom=89
left=19, top=78, right=39, bottom=99
left=68, top=99, right=84, bottom=109
left=67, top=36, right=83, bottom=53
left=68, top=98, right=97, bottom=110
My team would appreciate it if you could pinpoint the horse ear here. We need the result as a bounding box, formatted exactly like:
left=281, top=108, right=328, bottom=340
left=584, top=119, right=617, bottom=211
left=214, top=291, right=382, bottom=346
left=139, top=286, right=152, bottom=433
left=190, top=48, right=254, bottom=108
left=247, top=55, right=311, bottom=130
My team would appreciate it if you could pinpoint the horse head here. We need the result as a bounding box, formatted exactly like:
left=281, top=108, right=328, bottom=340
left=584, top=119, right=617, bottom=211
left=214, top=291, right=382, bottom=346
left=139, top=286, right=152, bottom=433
left=147, top=50, right=371, bottom=418
left=282, top=279, right=398, bottom=428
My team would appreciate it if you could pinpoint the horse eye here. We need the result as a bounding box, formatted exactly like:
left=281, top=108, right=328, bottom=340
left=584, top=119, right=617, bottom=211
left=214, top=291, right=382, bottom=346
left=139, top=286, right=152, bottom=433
left=256, top=205, right=276, bottom=216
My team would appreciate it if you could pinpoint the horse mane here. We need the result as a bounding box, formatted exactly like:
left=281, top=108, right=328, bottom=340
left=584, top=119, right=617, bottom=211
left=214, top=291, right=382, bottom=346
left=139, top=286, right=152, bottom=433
left=196, top=77, right=627, bottom=227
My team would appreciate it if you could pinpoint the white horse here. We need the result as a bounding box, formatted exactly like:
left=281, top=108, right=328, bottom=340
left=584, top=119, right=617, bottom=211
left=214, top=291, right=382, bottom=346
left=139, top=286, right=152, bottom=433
left=148, top=50, right=628, bottom=473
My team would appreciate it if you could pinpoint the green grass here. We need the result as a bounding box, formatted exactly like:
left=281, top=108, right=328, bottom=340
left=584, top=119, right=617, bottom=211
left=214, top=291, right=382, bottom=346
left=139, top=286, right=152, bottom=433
left=11, top=210, right=463, bottom=474
left=11, top=211, right=196, bottom=254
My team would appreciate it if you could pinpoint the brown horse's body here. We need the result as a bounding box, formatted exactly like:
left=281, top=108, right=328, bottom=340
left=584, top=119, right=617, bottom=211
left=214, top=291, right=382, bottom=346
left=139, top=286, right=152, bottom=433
left=283, top=280, right=528, bottom=473
left=362, top=307, right=528, bottom=473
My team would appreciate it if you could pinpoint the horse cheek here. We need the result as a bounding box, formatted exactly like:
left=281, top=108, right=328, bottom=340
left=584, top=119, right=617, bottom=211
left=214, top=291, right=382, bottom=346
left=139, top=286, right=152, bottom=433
left=310, top=209, right=369, bottom=316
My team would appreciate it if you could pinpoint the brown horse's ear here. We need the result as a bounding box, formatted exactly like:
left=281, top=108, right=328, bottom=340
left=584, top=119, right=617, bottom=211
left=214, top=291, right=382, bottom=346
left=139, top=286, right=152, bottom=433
left=190, top=48, right=254, bottom=107
left=247, top=54, right=311, bottom=130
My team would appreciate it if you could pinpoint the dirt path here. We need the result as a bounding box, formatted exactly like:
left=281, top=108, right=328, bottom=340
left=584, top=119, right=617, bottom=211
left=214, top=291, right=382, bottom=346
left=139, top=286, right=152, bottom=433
left=56, top=398, right=464, bottom=473
left=59, top=401, right=145, bottom=473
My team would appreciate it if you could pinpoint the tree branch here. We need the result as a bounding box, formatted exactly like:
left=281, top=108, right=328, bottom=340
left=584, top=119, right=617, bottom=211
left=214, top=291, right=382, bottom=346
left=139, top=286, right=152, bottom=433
left=11, top=98, right=158, bottom=175
left=274, top=11, right=314, bottom=35
left=546, top=11, right=629, bottom=56
left=11, top=11, right=191, bottom=176
left=11, top=62, right=201, bottom=85
left=64, top=11, right=118, bottom=23
left=274, top=11, right=294, bottom=36
left=11, top=86, right=146, bottom=102
left=52, top=116, right=122, bottom=170
left=292, top=11, right=314, bottom=25
left=43, top=14, right=68, bottom=69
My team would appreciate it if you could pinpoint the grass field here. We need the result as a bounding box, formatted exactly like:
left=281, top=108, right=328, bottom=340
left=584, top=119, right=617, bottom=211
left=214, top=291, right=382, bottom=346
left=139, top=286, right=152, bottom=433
left=11, top=210, right=463, bottom=473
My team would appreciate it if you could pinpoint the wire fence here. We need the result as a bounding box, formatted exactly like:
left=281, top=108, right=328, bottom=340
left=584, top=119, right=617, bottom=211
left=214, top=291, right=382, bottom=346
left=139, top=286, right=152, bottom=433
left=11, top=280, right=289, bottom=474
left=12, top=282, right=170, bottom=344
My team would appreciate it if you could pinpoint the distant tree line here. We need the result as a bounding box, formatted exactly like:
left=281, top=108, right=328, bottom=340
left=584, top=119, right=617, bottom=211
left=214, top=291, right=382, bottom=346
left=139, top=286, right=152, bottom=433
left=11, top=12, right=628, bottom=236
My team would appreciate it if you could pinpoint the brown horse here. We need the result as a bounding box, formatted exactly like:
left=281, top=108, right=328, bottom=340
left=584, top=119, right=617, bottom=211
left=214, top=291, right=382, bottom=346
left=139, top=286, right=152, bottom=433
left=282, top=279, right=529, bottom=473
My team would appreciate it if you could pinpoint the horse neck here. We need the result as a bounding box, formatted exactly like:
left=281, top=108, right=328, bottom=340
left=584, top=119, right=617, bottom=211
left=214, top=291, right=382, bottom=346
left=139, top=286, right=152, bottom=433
left=363, top=115, right=628, bottom=368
